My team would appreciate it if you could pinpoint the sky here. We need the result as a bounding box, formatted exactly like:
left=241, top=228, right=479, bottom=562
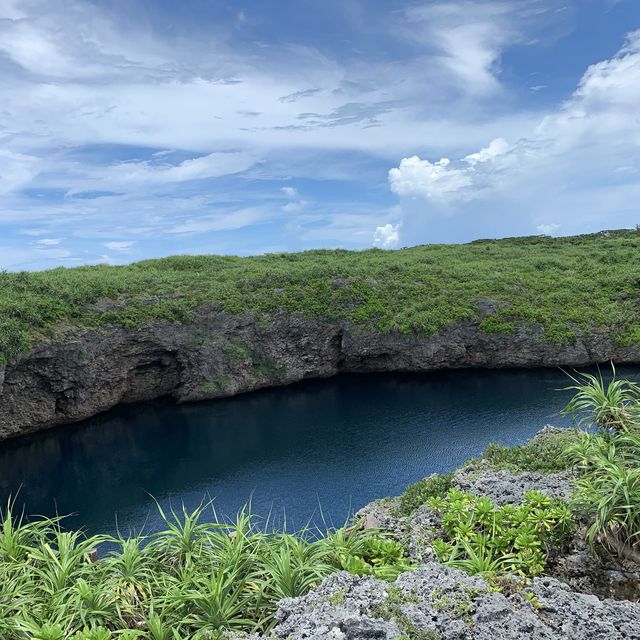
left=0, top=0, right=639, bottom=270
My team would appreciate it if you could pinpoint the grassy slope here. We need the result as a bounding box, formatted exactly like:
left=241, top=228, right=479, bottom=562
left=2, top=229, right=640, bottom=364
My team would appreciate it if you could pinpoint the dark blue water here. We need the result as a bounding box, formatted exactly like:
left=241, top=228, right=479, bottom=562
left=0, top=368, right=633, bottom=536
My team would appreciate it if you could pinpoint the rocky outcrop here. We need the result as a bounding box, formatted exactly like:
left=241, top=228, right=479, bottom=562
left=1, top=307, right=640, bottom=440
left=257, top=564, right=640, bottom=639
left=451, top=467, right=575, bottom=506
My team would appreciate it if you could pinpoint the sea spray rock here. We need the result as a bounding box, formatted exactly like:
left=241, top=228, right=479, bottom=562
left=261, top=564, right=640, bottom=640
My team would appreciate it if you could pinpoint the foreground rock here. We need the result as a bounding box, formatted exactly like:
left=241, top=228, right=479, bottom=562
left=2, top=308, right=640, bottom=440
left=261, top=563, right=640, bottom=639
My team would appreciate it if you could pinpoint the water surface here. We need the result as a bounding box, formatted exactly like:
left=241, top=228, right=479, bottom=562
left=1, top=368, right=634, bottom=536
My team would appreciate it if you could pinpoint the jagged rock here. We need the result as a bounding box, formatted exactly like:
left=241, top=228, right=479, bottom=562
left=451, top=467, right=575, bottom=505
left=2, top=308, right=640, bottom=440
left=405, top=504, right=442, bottom=563
left=551, top=529, right=640, bottom=601
left=356, top=498, right=404, bottom=533
left=262, top=563, right=640, bottom=640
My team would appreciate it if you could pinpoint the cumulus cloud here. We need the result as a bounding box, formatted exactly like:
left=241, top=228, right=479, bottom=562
left=388, top=157, right=471, bottom=200
left=388, top=137, right=512, bottom=202
left=388, top=29, right=640, bottom=242
left=373, top=223, right=400, bottom=248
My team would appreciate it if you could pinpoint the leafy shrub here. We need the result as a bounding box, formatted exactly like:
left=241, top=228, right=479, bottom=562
left=562, top=365, right=640, bottom=432
left=567, top=429, right=640, bottom=558
left=475, top=429, right=582, bottom=473
left=0, top=501, right=411, bottom=639
left=429, top=488, right=574, bottom=577
left=396, top=473, right=453, bottom=516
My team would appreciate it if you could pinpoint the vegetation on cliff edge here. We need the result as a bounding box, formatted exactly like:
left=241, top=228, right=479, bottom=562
left=2, top=229, right=640, bottom=363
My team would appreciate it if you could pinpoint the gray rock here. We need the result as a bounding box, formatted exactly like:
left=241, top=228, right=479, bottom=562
left=2, top=309, right=640, bottom=440
left=356, top=499, right=405, bottom=534
left=262, top=563, right=640, bottom=640
left=452, top=468, right=575, bottom=505
left=551, top=529, right=640, bottom=601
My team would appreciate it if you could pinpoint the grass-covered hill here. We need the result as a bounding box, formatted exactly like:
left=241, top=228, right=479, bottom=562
left=2, top=229, right=640, bottom=364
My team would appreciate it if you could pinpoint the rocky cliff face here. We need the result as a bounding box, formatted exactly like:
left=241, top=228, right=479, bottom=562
left=1, top=306, right=639, bottom=440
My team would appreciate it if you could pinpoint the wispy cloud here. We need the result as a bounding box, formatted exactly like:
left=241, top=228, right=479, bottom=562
left=0, top=0, right=637, bottom=268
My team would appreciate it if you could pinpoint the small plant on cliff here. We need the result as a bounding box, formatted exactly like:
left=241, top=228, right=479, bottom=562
left=561, top=364, right=640, bottom=433
left=395, top=473, right=453, bottom=517
left=429, top=489, right=574, bottom=578
left=474, top=429, right=581, bottom=474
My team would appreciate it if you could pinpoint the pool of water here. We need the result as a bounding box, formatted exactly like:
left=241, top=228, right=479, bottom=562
left=1, top=367, right=634, bottom=537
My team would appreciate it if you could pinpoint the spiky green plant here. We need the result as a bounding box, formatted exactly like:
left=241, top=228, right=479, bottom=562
left=561, top=364, right=640, bottom=432
left=566, top=429, right=640, bottom=561
left=0, top=501, right=411, bottom=639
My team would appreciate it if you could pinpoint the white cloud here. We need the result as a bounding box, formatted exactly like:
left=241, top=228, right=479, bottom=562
left=281, top=186, right=298, bottom=198
left=0, top=150, right=41, bottom=195
left=33, top=238, right=62, bottom=247
left=282, top=201, right=304, bottom=213
left=463, top=138, right=511, bottom=166
left=388, top=157, right=472, bottom=200
left=388, top=138, right=514, bottom=202
left=88, top=152, right=259, bottom=191
left=388, top=29, right=640, bottom=243
left=400, top=2, right=539, bottom=96
left=0, top=0, right=28, bottom=20
left=103, top=241, right=135, bottom=251
left=536, top=223, right=560, bottom=234
left=168, top=207, right=271, bottom=234
left=373, top=223, right=400, bottom=248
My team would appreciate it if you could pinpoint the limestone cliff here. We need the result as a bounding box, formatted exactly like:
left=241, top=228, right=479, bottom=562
left=1, top=307, right=639, bottom=440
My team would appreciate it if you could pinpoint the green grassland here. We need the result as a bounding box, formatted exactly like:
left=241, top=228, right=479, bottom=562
left=2, top=229, right=640, bottom=364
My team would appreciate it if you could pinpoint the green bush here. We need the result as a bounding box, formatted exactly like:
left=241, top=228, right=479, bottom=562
left=475, top=429, right=582, bottom=473
left=396, top=473, right=453, bottom=516
left=567, top=429, right=640, bottom=557
left=429, top=489, right=574, bottom=577
left=0, top=501, right=411, bottom=639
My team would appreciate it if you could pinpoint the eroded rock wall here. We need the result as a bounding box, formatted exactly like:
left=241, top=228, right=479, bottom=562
left=1, top=307, right=639, bottom=440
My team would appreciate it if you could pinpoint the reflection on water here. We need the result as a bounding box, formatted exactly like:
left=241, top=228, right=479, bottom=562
left=1, top=368, right=636, bottom=536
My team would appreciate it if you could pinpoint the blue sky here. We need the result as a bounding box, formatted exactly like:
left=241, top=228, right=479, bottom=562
left=0, top=0, right=639, bottom=269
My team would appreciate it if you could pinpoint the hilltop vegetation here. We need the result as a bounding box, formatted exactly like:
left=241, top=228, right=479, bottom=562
left=2, top=229, right=640, bottom=364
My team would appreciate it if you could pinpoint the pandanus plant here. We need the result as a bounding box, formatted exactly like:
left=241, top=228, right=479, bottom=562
left=561, top=364, right=640, bottom=433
